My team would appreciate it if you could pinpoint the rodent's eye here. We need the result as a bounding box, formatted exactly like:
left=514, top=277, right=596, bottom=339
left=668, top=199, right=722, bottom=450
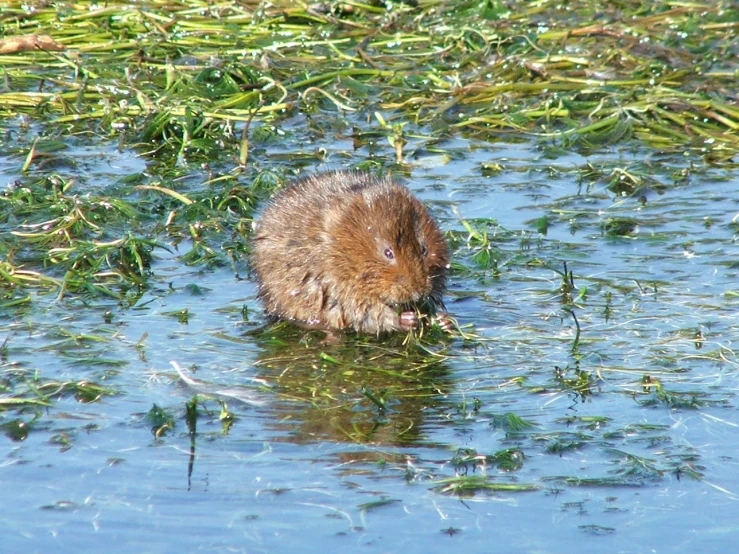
left=384, top=247, right=395, bottom=260
left=420, top=243, right=428, bottom=257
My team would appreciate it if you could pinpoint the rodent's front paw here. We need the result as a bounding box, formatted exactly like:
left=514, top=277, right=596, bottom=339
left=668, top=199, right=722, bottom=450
left=399, top=310, right=419, bottom=331
left=433, top=312, right=455, bottom=333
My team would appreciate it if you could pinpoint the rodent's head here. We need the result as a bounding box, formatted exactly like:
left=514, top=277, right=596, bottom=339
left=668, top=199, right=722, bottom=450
left=327, top=183, right=449, bottom=308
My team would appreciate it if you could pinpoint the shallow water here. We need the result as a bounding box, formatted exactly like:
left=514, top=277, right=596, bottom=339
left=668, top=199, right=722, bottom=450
left=2, top=137, right=739, bottom=553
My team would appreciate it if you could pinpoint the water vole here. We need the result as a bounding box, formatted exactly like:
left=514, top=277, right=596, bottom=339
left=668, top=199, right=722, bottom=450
left=251, top=170, right=449, bottom=334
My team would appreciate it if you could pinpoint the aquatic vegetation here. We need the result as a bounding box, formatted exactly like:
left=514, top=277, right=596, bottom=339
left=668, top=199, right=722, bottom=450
left=0, top=0, right=736, bottom=302
left=0, top=1, right=738, bottom=550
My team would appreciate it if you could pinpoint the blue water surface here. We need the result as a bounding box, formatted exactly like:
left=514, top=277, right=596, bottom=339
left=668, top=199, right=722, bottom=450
left=2, top=136, right=739, bottom=554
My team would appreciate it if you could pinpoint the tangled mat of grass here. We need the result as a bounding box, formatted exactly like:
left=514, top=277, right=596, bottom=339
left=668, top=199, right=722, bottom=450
left=1, top=0, right=736, bottom=300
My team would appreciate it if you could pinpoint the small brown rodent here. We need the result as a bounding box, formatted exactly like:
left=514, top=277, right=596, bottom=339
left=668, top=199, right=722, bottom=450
left=251, top=170, right=449, bottom=334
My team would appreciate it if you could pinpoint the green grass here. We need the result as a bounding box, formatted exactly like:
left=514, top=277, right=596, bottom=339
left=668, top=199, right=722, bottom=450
left=1, top=0, right=736, bottom=300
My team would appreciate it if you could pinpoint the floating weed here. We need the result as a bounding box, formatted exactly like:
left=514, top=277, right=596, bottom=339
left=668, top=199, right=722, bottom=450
left=533, top=431, right=594, bottom=451
left=40, top=328, right=111, bottom=349
left=358, top=498, right=401, bottom=512
left=1, top=174, right=166, bottom=299
left=553, top=363, right=595, bottom=401
left=554, top=261, right=579, bottom=306
left=490, top=412, right=538, bottom=432
left=602, top=423, right=671, bottom=440
left=182, top=395, right=237, bottom=438
left=39, top=501, right=79, bottom=512
left=361, top=387, right=388, bottom=413
left=432, top=475, right=538, bottom=497
left=163, top=309, right=190, bottom=324
left=34, top=379, right=117, bottom=404
left=185, top=397, right=198, bottom=437
left=602, top=217, right=640, bottom=238
left=603, top=291, right=613, bottom=322
left=636, top=375, right=707, bottom=409
left=50, top=431, right=74, bottom=452
left=0, top=364, right=114, bottom=420
left=606, top=167, right=662, bottom=197
left=455, top=396, right=483, bottom=416
left=452, top=447, right=527, bottom=473
left=451, top=214, right=512, bottom=276
left=607, top=449, right=665, bottom=482
left=0, top=417, right=38, bottom=441
left=530, top=413, right=709, bottom=488
left=217, top=401, right=236, bottom=433
left=579, top=525, right=616, bottom=536
left=4, top=176, right=137, bottom=242
left=546, top=476, right=653, bottom=488
left=1, top=165, right=265, bottom=305
left=147, top=403, right=176, bottom=438
left=675, top=464, right=705, bottom=481
left=564, top=117, right=635, bottom=149
left=0, top=396, right=51, bottom=412
left=0, top=263, right=63, bottom=292
left=491, top=449, right=527, bottom=472
left=546, top=438, right=588, bottom=456
left=557, top=415, right=612, bottom=431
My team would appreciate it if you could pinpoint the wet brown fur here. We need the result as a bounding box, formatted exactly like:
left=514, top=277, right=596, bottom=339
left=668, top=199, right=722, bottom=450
left=251, top=170, right=449, bottom=334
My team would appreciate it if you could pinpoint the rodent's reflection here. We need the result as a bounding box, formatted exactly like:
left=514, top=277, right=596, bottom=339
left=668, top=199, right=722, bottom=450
left=252, top=328, right=454, bottom=448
